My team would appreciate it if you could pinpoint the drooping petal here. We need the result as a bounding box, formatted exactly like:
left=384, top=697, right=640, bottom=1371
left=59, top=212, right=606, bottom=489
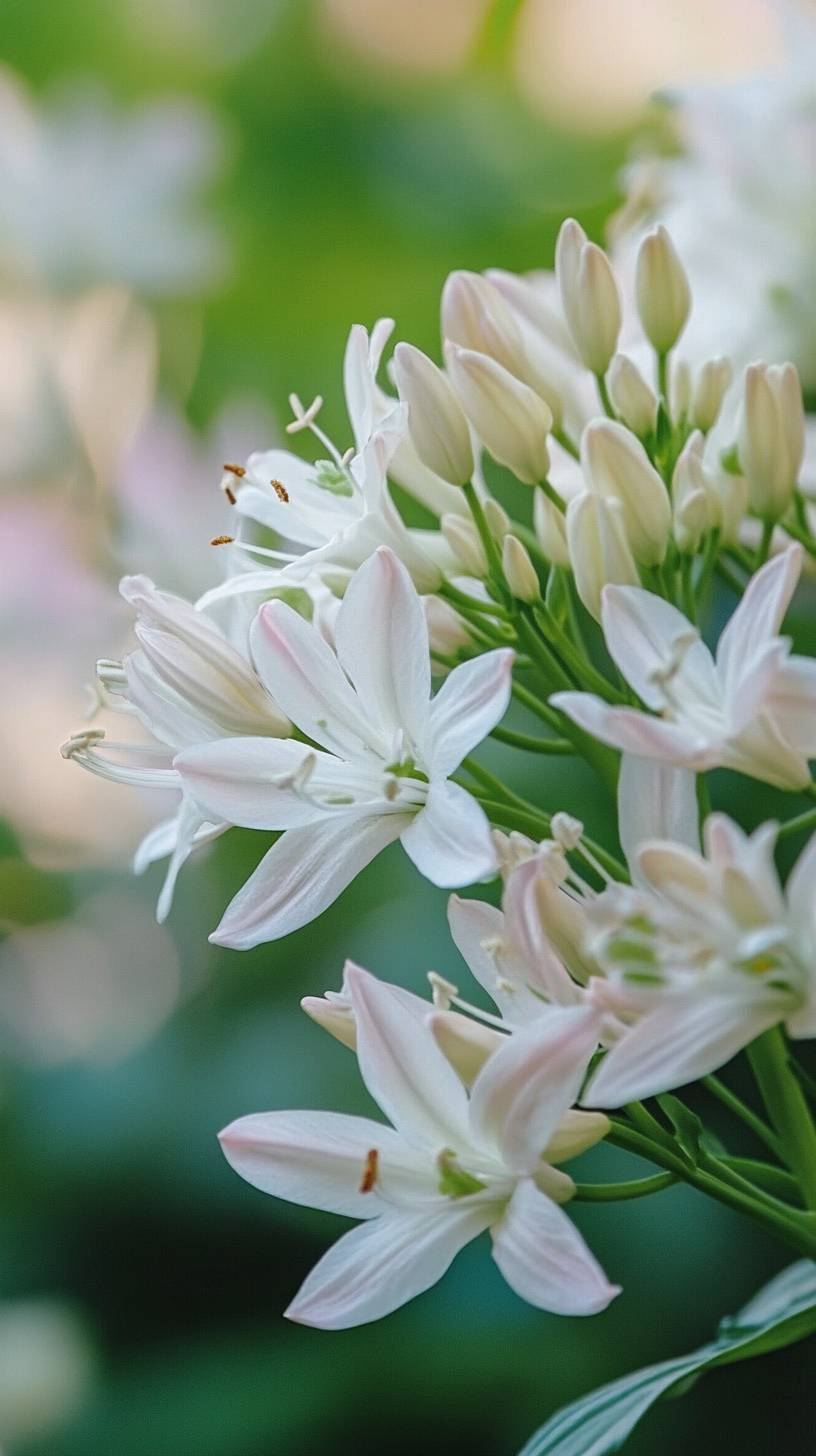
left=600, top=585, right=718, bottom=711
left=210, top=812, right=410, bottom=948
left=286, top=1203, right=493, bottom=1329
left=401, top=780, right=497, bottom=887
left=491, top=1179, right=620, bottom=1315
left=250, top=600, right=388, bottom=760
left=551, top=693, right=714, bottom=765
left=545, top=1110, right=610, bottom=1165
left=582, top=984, right=793, bottom=1107
left=447, top=895, right=552, bottom=1024
left=176, top=737, right=387, bottom=830
left=344, top=963, right=473, bottom=1152
left=716, top=544, right=803, bottom=692
left=468, top=1005, right=602, bottom=1172
left=218, top=1109, right=435, bottom=1220
left=334, top=546, right=431, bottom=753
left=618, top=755, right=700, bottom=880
left=423, top=649, right=514, bottom=778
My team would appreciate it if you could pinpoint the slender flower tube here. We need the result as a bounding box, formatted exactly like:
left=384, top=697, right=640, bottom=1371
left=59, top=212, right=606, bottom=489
left=393, top=341, right=473, bottom=486
left=555, top=219, right=622, bottom=376
left=446, top=345, right=552, bottom=485
left=738, top=361, right=805, bottom=520
left=580, top=419, right=671, bottom=565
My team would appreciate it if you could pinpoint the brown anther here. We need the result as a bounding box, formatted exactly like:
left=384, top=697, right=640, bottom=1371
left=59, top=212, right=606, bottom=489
left=270, top=479, right=289, bottom=503
left=222, top=484, right=237, bottom=505
left=359, top=1148, right=379, bottom=1194
left=223, top=463, right=246, bottom=477
left=210, top=534, right=235, bottom=546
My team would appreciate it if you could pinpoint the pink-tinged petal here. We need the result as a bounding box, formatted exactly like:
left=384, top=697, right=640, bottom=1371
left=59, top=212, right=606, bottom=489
left=344, top=963, right=473, bottom=1152
left=250, top=600, right=386, bottom=760
left=491, top=1179, right=620, bottom=1315
left=600, top=585, right=717, bottom=711
left=447, top=895, right=552, bottom=1024
left=238, top=449, right=359, bottom=542
left=286, top=1203, right=493, bottom=1329
left=401, top=780, right=497, bottom=887
left=343, top=319, right=394, bottom=449
left=469, top=1006, right=602, bottom=1172
left=176, top=737, right=380, bottom=830
left=334, top=546, right=431, bottom=752
left=716, top=544, right=803, bottom=692
left=726, top=638, right=790, bottom=735
left=137, top=798, right=227, bottom=923
left=727, top=712, right=812, bottom=790
left=551, top=693, right=714, bottom=765
left=423, top=649, right=514, bottom=778
left=582, top=985, right=792, bottom=1108
left=218, top=1109, right=434, bottom=1220
left=502, top=861, right=587, bottom=1005
left=767, top=656, right=816, bottom=754
left=785, top=832, right=816, bottom=944
left=618, top=756, right=700, bottom=881
left=210, top=812, right=410, bottom=948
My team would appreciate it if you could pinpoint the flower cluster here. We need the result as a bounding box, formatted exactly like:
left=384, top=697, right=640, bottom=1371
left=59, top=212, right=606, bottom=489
left=62, top=214, right=816, bottom=1328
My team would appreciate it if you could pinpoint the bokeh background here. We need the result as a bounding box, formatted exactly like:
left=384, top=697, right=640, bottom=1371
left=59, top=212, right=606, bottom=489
left=1, top=2, right=814, bottom=1452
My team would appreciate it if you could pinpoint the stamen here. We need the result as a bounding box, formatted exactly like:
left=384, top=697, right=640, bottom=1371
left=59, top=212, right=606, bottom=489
left=270, top=479, right=290, bottom=503
left=647, top=629, right=699, bottom=703
left=211, top=535, right=234, bottom=546
left=551, top=812, right=584, bottom=850
left=286, top=393, right=324, bottom=433
left=220, top=464, right=245, bottom=506
left=60, top=728, right=105, bottom=760
left=359, top=1148, right=379, bottom=1194
left=428, top=972, right=458, bottom=1009
left=223, top=463, right=246, bottom=477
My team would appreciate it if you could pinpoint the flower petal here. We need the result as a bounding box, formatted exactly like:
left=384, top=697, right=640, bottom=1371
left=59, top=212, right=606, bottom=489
left=334, top=546, right=431, bottom=753
left=176, top=737, right=386, bottom=830
left=491, top=1179, right=619, bottom=1315
left=618, top=755, right=700, bottom=882
left=344, top=963, right=473, bottom=1152
left=210, top=812, right=409, bottom=948
left=400, top=780, right=497, bottom=887
left=583, top=984, right=792, bottom=1107
left=552, top=693, right=713, bottom=764
left=447, top=894, right=552, bottom=1024
left=469, top=1005, right=602, bottom=1172
left=250, top=599, right=387, bottom=760
left=286, top=1203, right=492, bottom=1329
left=218, top=1109, right=434, bottom=1220
left=716, top=544, right=803, bottom=692
left=423, top=649, right=514, bottom=778
left=600, top=584, right=718, bottom=711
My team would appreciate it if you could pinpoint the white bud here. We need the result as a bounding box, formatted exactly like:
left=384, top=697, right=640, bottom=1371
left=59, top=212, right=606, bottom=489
left=710, top=466, right=748, bottom=546
left=502, top=534, right=540, bottom=602
left=441, top=511, right=487, bottom=577
left=580, top=419, right=671, bottom=565
left=429, top=1010, right=503, bottom=1086
left=555, top=218, right=621, bottom=375
left=446, top=345, right=552, bottom=486
left=533, top=485, right=569, bottom=566
left=483, top=497, right=510, bottom=540
left=441, top=270, right=529, bottom=379
left=550, top=811, right=584, bottom=849
left=607, top=353, right=657, bottom=437
left=738, top=361, right=805, bottom=519
left=672, top=431, right=719, bottom=553
left=424, top=594, right=472, bottom=664
left=635, top=224, right=691, bottom=355
left=566, top=491, right=638, bottom=619
left=690, top=357, right=732, bottom=433
left=670, top=358, right=691, bottom=421
left=393, top=341, right=473, bottom=486
left=300, top=993, right=356, bottom=1050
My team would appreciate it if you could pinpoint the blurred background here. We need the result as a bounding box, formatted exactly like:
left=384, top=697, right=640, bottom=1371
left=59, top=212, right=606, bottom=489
left=1, top=1, right=815, bottom=1452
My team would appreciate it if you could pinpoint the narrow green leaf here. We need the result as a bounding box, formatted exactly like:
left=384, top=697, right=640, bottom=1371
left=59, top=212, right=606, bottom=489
left=518, top=1260, right=816, bottom=1456
left=658, top=1094, right=703, bottom=1165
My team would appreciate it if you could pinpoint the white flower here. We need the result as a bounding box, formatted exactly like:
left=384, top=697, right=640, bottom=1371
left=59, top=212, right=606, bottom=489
left=446, top=345, right=552, bottom=486
left=635, top=225, right=691, bottom=357
left=176, top=547, right=514, bottom=947
left=580, top=419, right=671, bottom=566
left=553, top=545, right=816, bottom=790
left=219, top=963, right=616, bottom=1328
left=582, top=813, right=816, bottom=1108
left=555, top=219, right=621, bottom=377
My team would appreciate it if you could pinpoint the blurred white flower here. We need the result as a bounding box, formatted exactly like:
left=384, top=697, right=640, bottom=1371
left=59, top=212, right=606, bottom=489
left=0, top=1300, right=94, bottom=1445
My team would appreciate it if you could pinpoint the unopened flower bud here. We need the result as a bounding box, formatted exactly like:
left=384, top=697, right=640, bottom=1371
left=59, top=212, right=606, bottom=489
left=566, top=492, right=638, bottom=619
left=534, top=485, right=569, bottom=567
left=428, top=1010, right=503, bottom=1086
left=441, top=270, right=529, bottom=379
left=424, top=595, right=472, bottom=664
left=483, top=497, right=510, bottom=540
left=447, top=345, right=552, bottom=485
left=635, top=224, right=691, bottom=356
left=690, top=357, right=732, bottom=433
left=441, top=511, right=488, bottom=577
left=738, top=361, right=805, bottom=519
left=300, top=992, right=356, bottom=1049
left=607, top=353, right=657, bottom=437
left=502, top=534, right=540, bottom=602
left=555, top=218, right=621, bottom=375
left=672, top=431, right=719, bottom=553
left=580, top=419, right=671, bottom=565
left=393, top=342, right=473, bottom=486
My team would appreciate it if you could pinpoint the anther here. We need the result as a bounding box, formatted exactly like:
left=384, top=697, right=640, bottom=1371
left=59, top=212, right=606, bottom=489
left=223, top=463, right=246, bottom=477
left=270, top=479, right=289, bottom=503
left=551, top=812, right=584, bottom=851
left=286, top=393, right=324, bottom=434
left=60, top=727, right=106, bottom=760
left=359, top=1148, right=379, bottom=1194
left=211, top=535, right=234, bottom=546
left=428, top=971, right=458, bottom=1009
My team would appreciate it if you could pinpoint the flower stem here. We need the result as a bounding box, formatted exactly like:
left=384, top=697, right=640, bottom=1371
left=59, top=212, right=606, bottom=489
left=702, top=1075, right=782, bottom=1158
left=490, top=725, right=574, bottom=755
left=462, top=481, right=510, bottom=605
left=747, top=1026, right=816, bottom=1211
left=573, top=1172, right=677, bottom=1201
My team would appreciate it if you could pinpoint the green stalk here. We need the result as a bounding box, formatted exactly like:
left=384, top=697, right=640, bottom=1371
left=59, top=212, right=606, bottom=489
left=702, top=1075, right=781, bottom=1158
left=490, top=725, right=574, bottom=755
left=573, top=1172, right=677, bottom=1202
left=462, top=481, right=510, bottom=604
left=748, top=1026, right=816, bottom=1210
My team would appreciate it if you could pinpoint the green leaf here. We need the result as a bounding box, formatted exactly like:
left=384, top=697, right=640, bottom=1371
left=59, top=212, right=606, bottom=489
left=517, top=1260, right=816, bottom=1456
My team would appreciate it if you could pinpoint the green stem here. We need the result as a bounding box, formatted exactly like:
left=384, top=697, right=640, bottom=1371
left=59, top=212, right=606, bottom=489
left=748, top=1026, right=816, bottom=1210
left=595, top=372, right=615, bottom=419
left=462, top=481, right=510, bottom=603
left=553, top=426, right=580, bottom=461
left=440, top=581, right=510, bottom=620
left=538, top=478, right=566, bottom=514
left=756, top=517, right=775, bottom=568
left=511, top=679, right=567, bottom=734
left=722, top=1157, right=802, bottom=1206
left=702, top=1075, right=781, bottom=1158
left=461, top=757, right=532, bottom=818
left=573, top=1172, right=677, bottom=1202
left=532, top=606, right=628, bottom=704
left=472, top=796, right=551, bottom=841
left=680, top=555, right=697, bottom=622
left=777, top=804, right=816, bottom=843
left=489, top=725, right=574, bottom=755
left=657, top=351, right=669, bottom=405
